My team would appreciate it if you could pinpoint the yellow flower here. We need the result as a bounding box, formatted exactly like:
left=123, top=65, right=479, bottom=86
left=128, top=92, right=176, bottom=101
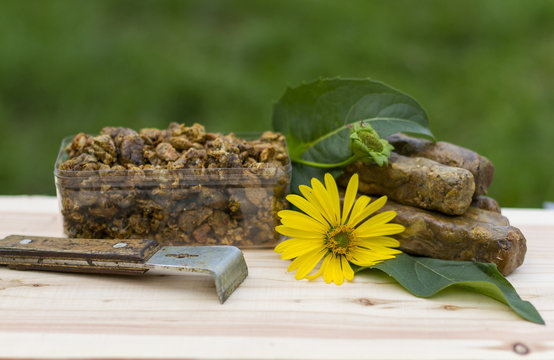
left=275, top=173, right=405, bottom=285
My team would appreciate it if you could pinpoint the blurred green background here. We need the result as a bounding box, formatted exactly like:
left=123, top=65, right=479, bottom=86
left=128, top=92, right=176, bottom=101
left=0, top=0, right=553, bottom=207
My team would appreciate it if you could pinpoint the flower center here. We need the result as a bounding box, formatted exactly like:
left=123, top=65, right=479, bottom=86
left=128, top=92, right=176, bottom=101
left=326, top=225, right=356, bottom=255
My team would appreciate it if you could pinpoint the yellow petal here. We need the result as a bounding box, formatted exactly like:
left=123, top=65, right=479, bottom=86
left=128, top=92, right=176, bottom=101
left=298, top=185, right=325, bottom=216
left=345, top=195, right=370, bottom=226
left=324, top=173, right=341, bottom=226
left=274, top=238, right=296, bottom=253
left=341, top=256, right=355, bottom=281
left=322, top=255, right=337, bottom=284
left=305, top=254, right=332, bottom=280
left=295, top=249, right=327, bottom=280
left=304, top=265, right=324, bottom=281
left=298, top=185, right=311, bottom=196
left=348, top=195, right=387, bottom=228
left=280, top=241, right=326, bottom=260
left=341, top=173, right=358, bottom=225
left=323, top=254, right=343, bottom=285
left=349, top=247, right=384, bottom=261
left=298, top=185, right=330, bottom=225
left=357, top=236, right=400, bottom=248
left=311, top=177, right=338, bottom=227
left=354, top=210, right=397, bottom=234
left=354, top=223, right=405, bottom=238
left=287, top=258, right=300, bottom=272
left=300, top=183, right=334, bottom=227
left=332, top=256, right=344, bottom=285
left=356, top=245, right=402, bottom=256
left=275, top=237, right=321, bottom=252
left=275, top=238, right=321, bottom=250
left=275, top=225, right=323, bottom=239
left=288, top=252, right=310, bottom=272
left=285, top=194, right=328, bottom=226
left=349, top=247, right=398, bottom=266
left=301, top=190, right=336, bottom=229
left=278, top=210, right=329, bottom=234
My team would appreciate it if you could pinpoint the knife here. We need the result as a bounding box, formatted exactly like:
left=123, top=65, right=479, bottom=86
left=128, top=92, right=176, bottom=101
left=0, top=235, right=248, bottom=303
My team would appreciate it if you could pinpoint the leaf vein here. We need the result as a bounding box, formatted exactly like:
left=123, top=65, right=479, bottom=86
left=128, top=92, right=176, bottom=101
left=301, top=117, right=422, bottom=157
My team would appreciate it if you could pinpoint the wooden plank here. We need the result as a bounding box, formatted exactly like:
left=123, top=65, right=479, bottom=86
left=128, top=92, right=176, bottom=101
left=0, top=196, right=553, bottom=359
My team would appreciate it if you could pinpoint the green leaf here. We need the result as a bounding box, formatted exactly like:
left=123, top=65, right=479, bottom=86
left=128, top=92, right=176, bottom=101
left=290, top=162, right=342, bottom=196
left=356, top=253, right=544, bottom=325
left=272, top=78, right=434, bottom=170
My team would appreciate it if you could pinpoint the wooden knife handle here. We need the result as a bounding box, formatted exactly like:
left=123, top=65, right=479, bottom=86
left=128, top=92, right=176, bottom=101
left=0, top=235, right=160, bottom=275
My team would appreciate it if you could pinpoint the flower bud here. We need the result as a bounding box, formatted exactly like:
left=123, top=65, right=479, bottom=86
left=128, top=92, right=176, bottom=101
left=349, top=121, right=393, bottom=166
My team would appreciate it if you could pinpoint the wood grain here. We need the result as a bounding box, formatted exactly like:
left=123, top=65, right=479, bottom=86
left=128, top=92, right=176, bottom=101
left=0, top=235, right=160, bottom=262
left=0, top=235, right=160, bottom=275
left=0, top=196, right=553, bottom=359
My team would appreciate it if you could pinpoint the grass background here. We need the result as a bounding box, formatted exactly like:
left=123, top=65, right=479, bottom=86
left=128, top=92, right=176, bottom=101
left=1, top=0, right=553, bottom=207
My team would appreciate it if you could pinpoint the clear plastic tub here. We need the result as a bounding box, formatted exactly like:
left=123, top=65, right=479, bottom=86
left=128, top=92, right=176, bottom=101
left=54, top=134, right=291, bottom=248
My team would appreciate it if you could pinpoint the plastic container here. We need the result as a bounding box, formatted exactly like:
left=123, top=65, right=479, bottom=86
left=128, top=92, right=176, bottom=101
left=54, top=135, right=291, bottom=248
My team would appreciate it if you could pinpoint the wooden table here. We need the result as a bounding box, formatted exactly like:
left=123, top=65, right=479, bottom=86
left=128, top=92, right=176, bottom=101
left=0, top=196, right=553, bottom=359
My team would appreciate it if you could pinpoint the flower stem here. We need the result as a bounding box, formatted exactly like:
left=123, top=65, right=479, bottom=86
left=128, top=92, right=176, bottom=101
left=293, top=155, right=358, bottom=169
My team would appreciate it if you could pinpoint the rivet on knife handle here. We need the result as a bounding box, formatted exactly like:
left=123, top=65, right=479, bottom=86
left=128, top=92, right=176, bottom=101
left=0, top=235, right=248, bottom=303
